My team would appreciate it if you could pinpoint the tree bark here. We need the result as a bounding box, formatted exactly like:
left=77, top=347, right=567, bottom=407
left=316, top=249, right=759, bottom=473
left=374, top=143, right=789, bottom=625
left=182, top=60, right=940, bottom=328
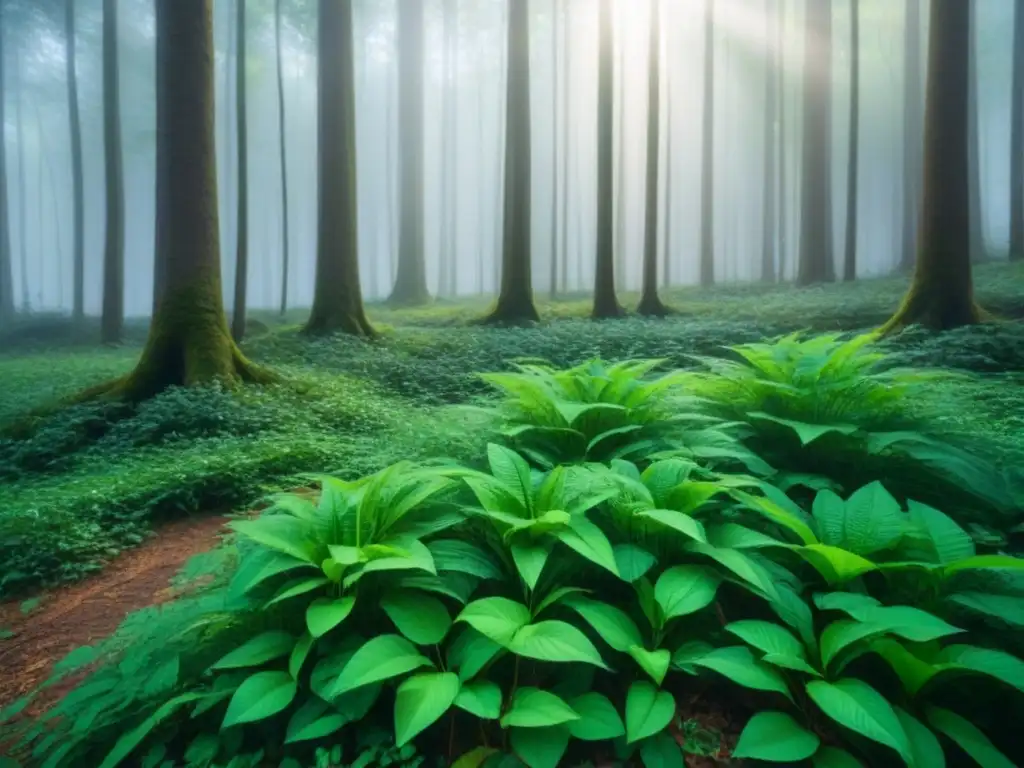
left=638, top=0, right=667, bottom=316
left=882, top=0, right=982, bottom=333
left=14, top=36, right=27, bottom=311
left=662, top=75, right=672, bottom=289
left=1010, top=0, right=1024, bottom=259
left=549, top=0, right=559, bottom=299
left=275, top=0, right=290, bottom=314
left=613, top=9, right=627, bottom=290
left=388, top=0, right=430, bottom=306
left=899, top=0, right=922, bottom=271
left=66, top=0, right=85, bottom=323
left=439, top=0, right=455, bottom=297
left=760, top=0, right=777, bottom=283
left=304, top=0, right=374, bottom=336
left=592, top=0, right=622, bottom=318
left=0, top=0, right=12, bottom=323
left=699, top=0, right=715, bottom=288
left=777, top=0, right=787, bottom=280
left=483, top=0, right=538, bottom=325
left=101, top=0, right=125, bottom=344
left=967, top=0, right=984, bottom=264
left=842, top=0, right=859, bottom=282
left=796, top=0, right=834, bottom=285
left=230, top=0, right=249, bottom=341
left=558, top=0, right=571, bottom=294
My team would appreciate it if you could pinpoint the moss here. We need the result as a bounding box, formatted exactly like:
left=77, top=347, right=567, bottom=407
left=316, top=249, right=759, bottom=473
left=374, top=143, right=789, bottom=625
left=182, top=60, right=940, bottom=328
left=880, top=272, right=987, bottom=334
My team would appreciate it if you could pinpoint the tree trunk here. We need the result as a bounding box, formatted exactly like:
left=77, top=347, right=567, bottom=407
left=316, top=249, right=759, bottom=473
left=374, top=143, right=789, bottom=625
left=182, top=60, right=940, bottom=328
left=101, top=0, right=125, bottom=344
left=230, top=0, right=249, bottom=341
left=592, top=0, right=622, bottom=318
left=222, top=0, right=236, bottom=298
left=0, top=0, right=12, bottom=323
left=275, top=0, right=290, bottom=314
left=899, top=0, right=922, bottom=271
left=304, top=0, right=374, bottom=336
left=777, top=0, right=787, bottom=280
left=662, top=80, right=672, bottom=289
left=386, top=53, right=397, bottom=283
left=842, top=0, right=859, bottom=282
left=388, top=0, right=430, bottom=305
left=67, top=0, right=85, bottom=323
left=699, top=0, right=715, bottom=288
left=439, top=0, right=454, bottom=297
left=493, top=20, right=507, bottom=292
left=613, top=11, right=627, bottom=290
left=760, top=0, right=777, bottom=283
left=549, top=0, right=559, bottom=299
left=559, top=0, right=570, bottom=294
left=967, top=0, right=984, bottom=264
left=882, top=0, right=981, bottom=332
left=638, top=0, right=666, bottom=316
left=1010, top=0, right=1024, bottom=259
left=796, top=0, right=834, bottom=285
left=446, top=1, right=459, bottom=298
left=14, top=37, right=28, bottom=311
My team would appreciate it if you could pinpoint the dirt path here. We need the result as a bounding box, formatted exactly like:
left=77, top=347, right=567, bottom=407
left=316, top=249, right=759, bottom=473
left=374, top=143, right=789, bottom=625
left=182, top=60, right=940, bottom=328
left=0, top=513, right=231, bottom=714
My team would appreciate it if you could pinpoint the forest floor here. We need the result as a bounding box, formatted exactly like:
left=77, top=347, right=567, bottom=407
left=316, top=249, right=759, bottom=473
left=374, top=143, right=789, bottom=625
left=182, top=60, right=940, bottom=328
left=1, top=263, right=1023, bottom=737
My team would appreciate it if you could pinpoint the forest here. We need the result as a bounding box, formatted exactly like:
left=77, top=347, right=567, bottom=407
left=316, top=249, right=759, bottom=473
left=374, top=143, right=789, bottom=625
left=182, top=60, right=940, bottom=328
left=0, top=0, right=1023, bottom=766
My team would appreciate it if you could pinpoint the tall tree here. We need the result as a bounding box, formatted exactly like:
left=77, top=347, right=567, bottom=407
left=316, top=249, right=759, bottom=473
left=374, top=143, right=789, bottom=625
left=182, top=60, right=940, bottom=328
left=388, top=0, right=429, bottom=305
left=613, top=7, right=627, bottom=289
left=882, top=0, right=981, bottom=332
left=549, top=0, right=559, bottom=298
left=66, top=0, right=85, bottom=323
left=592, top=0, right=622, bottom=318
left=275, top=0, right=290, bottom=314
left=483, top=0, right=538, bottom=324
left=796, top=0, right=834, bottom=285
left=439, top=0, right=457, bottom=297
left=899, top=0, right=923, bottom=271
left=699, top=0, right=715, bottom=287
left=777, top=0, right=788, bottom=279
left=760, top=0, right=777, bottom=283
left=14, top=36, right=27, bottom=310
left=968, top=0, right=984, bottom=264
left=558, top=0, right=571, bottom=294
left=1010, top=0, right=1024, bottom=259
left=842, top=0, right=860, bottom=282
left=304, top=0, right=374, bottom=336
left=230, top=0, right=249, bottom=341
left=101, top=0, right=125, bottom=344
left=0, top=0, right=10, bottom=323
left=638, top=0, right=667, bottom=315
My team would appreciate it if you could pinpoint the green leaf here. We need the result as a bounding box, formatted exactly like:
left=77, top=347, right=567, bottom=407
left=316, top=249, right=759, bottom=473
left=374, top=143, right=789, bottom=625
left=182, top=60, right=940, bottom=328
left=691, top=646, right=792, bottom=699
left=707, top=522, right=786, bottom=549
left=671, top=640, right=713, bottom=672
left=98, top=693, right=206, bottom=768
left=732, top=489, right=818, bottom=545
left=829, top=605, right=963, bottom=644
left=635, top=508, right=707, bottom=543
left=556, top=515, right=620, bottom=576
left=381, top=592, right=452, bottom=645
left=724, top=620, right=805, bottom=660
left=447, top=628, right=503, bottom=681
left=666, top=480, right=729, bottom=516
left=501, top=688, right=579, bottom=728
left=654, top=565, right=720, bottom=620
left=926, top=706, right=1015, bottom=768
left=613, top=544, right=657, bottom=582
left=907, top=500, right=974, bottom=565
left=629, top=647, right=671, bottom=686
left=452, top=748, right=499, bottom=768
left=333, top=635, right=432, bottom=695
left=230, top=517, right=320, bottom=563
left=639, top=732, right=684, bottom=768
left=394, top=672, right=461, bottom=747
left=510, top=725, right=571, bottom=768
left=814, top=592, right=881, bottom=613
left=455, top=680, right=502, bottom=719
left=948, top=592, right=1024, bottom=627
left=212, top=631, right=295, bottom=670
left=265, top=576, right=330, bottom=606
left=935, top=644, right=1024, bottom=695
left=289, top=632, right=315, bottom=679
left=624, top=682, right=675, bottom=744
left=487, top=443, right=534, bottom=510
left=221, top=671, right=297, bottom=728
left=285, top=699, right=347, bottom=744
left=796, top=544, right=877, bottom=584
left=567, top=693, right=625, bottom=741
left=511, top=542, right=552, bottom=591
left=748, top=412, right=859, bottom=447
left=762, top=653, right=821, bottom=676
left=820, top=620, right=892, bottom=671
left=306, top=597, right=356, bottom=638
left=564, top=597, right=643, bottom=653
left=806, top=678, right=911, bottom=763
left=943, top=554, right=1024, bottom=578
left=508, top=621, right=609, bottom=668
left=429, top=539, right=503, bottom=580
left=457, top=598, right=532, bottom=645
left=685, top=541, right=779, bottom=598
left=732, top=711, right=820, bottom=761
left=811, top=746, right=866, bottom=768
left=533, top=586, right=589, bottom=617
left=893, top=707, right=945, bottom=768
left=838, top=481, right=905, bottom=556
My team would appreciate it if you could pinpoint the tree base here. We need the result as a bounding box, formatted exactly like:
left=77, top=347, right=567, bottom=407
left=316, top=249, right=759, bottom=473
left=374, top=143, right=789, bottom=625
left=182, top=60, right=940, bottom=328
left=591, top=301, right=626, bottom=320
left=385, top=285, right=432, bottom=308
left=880, top=283, right=986, bottom=335
left=636, top=295, right=671, bottom=317
left=302, top=310, right=376, bottom=338
left=478, top=296, right=540, bottom=327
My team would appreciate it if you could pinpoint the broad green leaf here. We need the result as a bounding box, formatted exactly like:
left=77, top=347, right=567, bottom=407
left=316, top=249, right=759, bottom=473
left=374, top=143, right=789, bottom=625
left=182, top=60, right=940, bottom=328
left=221, top=671, right=297, bottom=728
left=457, top=598, right=532, bottom=645
left=732, top=489, right=818, bottom=545
left=333, top=635, right=432, bottom=695
left=748, top=412, right=859, bottom=447
left=943, top=554, right=1024, bottom=578
left=796, top=544, right=877, bottom=584
left=925, top=706, right=1015, bottom=768
left=636, top=508, right=707, bottom=544
left=654, top=565, right=720, bottom=620
left=429, top=539, right=502, bottom=580
left=567, top=693, right=625, bottom=741
left=285, top=698, right=347, bottom=744
left=691, top=646, right=792, bottom=700
left=455, top=680, right=502, bottom=720
left=685, top=541, right=778, bottom=598
left=770, top=585, right=817, bottom=652
left=814, top=592, right=881, bottom=613
left=725, top=620, right=805, bottom=660
left=732, top=711, right=820, bottom=762
left=510, top=725, right=571, bottom=768
left=487, top=443, right=535, bottom=510
left=230, top=517, right=320, bottom=563
left=557, top=515, right=620, bottom=576
left=394, top=672, right=461, bottom=747
left=812, top=747, right=865, bottom=768
left=613, top=544, right=657, bottom=582
left=893, top=707, right=945, bottom=768
left=353, top=538, right=437, bottom=579
left=451, top=748, right=499, bottom=768
left=501, top=688, right=579, bottom=728
left=511, top=542, right=552, bottom=591
left=265, top=576, right=330, bottom=607
left=820, top=620, right=892, bottom=671
left=381, top=592, right=452, bottom=645
left=811, top=489, right=848, bottom=548
left=564, top=597, right=643, bottom=652
left=707, top=522, right=786, bottom=550
left=212, top=631, right=295, bottom=670
left=624, top=682, right=675, bottom=744
left=947, top=592, right=1024, bottom=627
left=534, top=586, right=589, bottom=617
left=935, top=645, right=1024, bottom=695
left=639, top=732, right=685, bottom=768
left=907, top=500, right=974, bottom=565
left=671, top=640, right=713, bottom=672
left=289, top=632, right=315, bottom=679
left=233, top=549, right=314, bottom=595
left=665, top=481, right=729, bottom=516
left=447, top=628, right=503, bottom=681
left=629, top=647, right=671, bottom=686
left=98, top=693, right=206, bottom=768
left=839, top=482, right=905, bottom=556
left=762, top=653, right=821, bottom=676
left=806, top=678, right=911, bottom=763
left=306, top=597, right=355, bottom=638
left=508, top=621, right=609, bottom=668
left=836, top=605, right=963, bottom=643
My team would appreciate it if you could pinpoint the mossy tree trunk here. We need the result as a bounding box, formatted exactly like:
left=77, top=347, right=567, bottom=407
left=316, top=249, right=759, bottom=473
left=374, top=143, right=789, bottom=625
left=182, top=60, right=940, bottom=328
left=842, top=0, right=860, bottom=282
left=968, top=1, right=984, bottom=264
left=101, top=0, right=125, bottom=344
left=304, top=0, right=374, bottom=337
left=558, top=0, right=570, bottom=294
left=777, top=1, right=788, bottom=279
left=14, top=36, right=27, bottom=310
left=591, top=0, right=623, bottom=319
left=0, top=0, right=11, bottom=324
left=549, top=0, right=559, bottom=300
left=760, top=0, right=777, bottom=284
left=899, top=0, right=923, bottom=272
left=881, top=0, right=982, bottom=333
left=1010, top=0, right=1024, bottom=260
left=231, top=0, right=249, bottom=341
left=483, top=0, right=538, bottom=325
left=388, top=0, right=430, bottom=306
left=66, top=0, right=85, bottom=323
left=699, top=0, right=715, bottom=288
left=637, top=0, right=667, bottom=317
left=275, top=0, right=290, bottom=314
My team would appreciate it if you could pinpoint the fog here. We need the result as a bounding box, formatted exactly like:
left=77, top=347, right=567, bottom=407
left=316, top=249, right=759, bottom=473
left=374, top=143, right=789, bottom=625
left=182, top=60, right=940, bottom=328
left=2, top=0, right=1018, bottom=317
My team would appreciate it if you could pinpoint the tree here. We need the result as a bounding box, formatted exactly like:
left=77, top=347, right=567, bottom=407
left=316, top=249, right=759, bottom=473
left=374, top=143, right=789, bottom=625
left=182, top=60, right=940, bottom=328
left=230, top=0, right=249, bottom=341
left=558, top=0, right=571, bottom=294
left=842, top=0, right=860, bottom=282
left=275, top=0, right=290, bottom=314
left=1010, top=0, right=1024, bottom=260
left=899, top=0, right=923, bottom=271
left=968, top=0, right=984, bottom=264
left=388, top=0, right=429, bottom=306
left=304, top=0, right=374, bottom=336
left=591, top=0, right=622, bottom=318
left=777, top=0, right=788, bottom=278
left=483, top=0, right=538, bottom=324
left=439, top=0, right=457, bottom=298
left=66, top=0, right=85, bottom=323
left=882, top=0, right=982, bottom=332
left=796, top=0, right=834, bottom=286
left=13, top=34, right=26, bottom=310
left=760, top=0, right=777, bottom=283
left=0, top=0, right=10, bottom=324
left=548, top=0, right=559, bottom=299
left=699, top=0, right=715, bottom=288
left=637, top=0, right=667, bottom=316
left=101, top=0, right=125, bottom=344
